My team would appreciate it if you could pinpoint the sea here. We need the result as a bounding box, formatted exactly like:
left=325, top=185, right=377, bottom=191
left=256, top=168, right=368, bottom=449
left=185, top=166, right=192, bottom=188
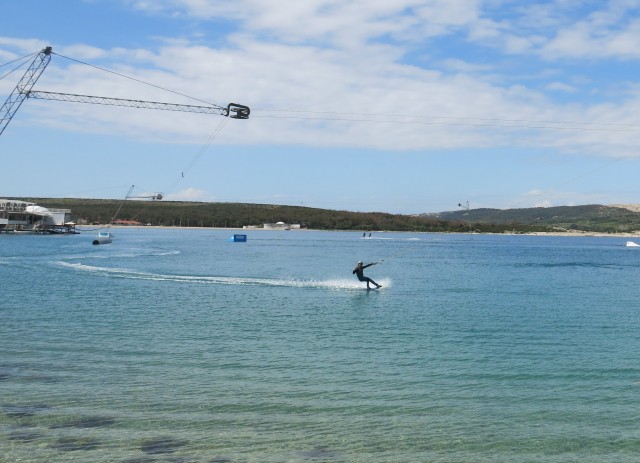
left=1, top=228, right=639, bottom=462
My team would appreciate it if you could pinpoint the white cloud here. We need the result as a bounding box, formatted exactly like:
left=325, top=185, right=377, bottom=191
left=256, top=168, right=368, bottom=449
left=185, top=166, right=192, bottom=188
left=533, top=199, right=552, bottom=208
left=6, top=31, right=636, bottom=158
left=164, top=187, right=214, bottom=201
left=4, top=1, right=640, bottom=160
left=57, top=44, right=108, bottom=60
left=517, top=187, right=620, bottom=209
left=502, top=33, right=547, bottom=54
left=546, top=82, right=577, bottom=93
left=440, top=58, right=493, bottom=73
left=129, top=0, right=484, bottom=47
left=0, top=37, right=45, bottom=54
left=508, top=2, right=640, bottom=60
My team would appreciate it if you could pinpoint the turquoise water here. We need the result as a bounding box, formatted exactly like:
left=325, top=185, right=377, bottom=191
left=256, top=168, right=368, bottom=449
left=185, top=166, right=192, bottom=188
left=1, top=228, right=639, bottom=462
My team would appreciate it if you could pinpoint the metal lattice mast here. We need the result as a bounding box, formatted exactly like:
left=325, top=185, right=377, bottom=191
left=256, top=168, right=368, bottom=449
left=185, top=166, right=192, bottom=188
left=26, top=90, right=249, bottom=118
left=0, top=46, right=53, bottom=136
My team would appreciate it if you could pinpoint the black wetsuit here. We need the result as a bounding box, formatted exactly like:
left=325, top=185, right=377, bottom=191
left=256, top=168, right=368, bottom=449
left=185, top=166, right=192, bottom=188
left=353, top=263, right=380, bottom=288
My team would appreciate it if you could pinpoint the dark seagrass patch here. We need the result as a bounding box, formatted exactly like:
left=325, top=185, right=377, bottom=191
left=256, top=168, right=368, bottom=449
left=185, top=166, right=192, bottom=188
left=140, top=436, right=189, bottom=454
left=8, top=429, right=43, bottom=442
left=50, top=415, right=116, bottom=428
left=49, top=436, right=102, bottom=451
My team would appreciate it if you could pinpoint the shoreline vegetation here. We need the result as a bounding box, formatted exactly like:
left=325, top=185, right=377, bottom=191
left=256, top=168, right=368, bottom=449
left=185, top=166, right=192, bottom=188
left=17, top=197, right=640, bottom=236
left=94, top=224, right=640, bottom=244
left=93, top=225, right=640, bottom=238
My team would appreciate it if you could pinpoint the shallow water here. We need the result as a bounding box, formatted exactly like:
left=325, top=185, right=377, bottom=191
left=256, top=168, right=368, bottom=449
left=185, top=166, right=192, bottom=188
left=1, top=228, right=639, bottom=462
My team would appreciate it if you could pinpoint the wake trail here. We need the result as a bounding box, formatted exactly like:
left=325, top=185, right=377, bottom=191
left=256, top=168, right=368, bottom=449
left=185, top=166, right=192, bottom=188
left=56, top=262, right=391, bottom=290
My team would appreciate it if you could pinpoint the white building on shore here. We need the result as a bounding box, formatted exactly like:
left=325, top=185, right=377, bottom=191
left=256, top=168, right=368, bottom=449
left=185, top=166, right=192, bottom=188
left=0, top=199, right=75, bottom=233
left=262, top=221, right=303, bottom=230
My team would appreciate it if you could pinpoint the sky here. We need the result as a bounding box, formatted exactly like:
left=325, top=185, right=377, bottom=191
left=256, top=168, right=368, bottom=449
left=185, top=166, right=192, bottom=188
left=2, top=0, right=640, bottom=214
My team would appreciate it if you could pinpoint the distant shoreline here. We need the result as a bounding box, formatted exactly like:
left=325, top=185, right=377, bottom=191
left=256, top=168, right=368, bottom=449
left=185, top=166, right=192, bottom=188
left=78, top=225, right=640, bottom=238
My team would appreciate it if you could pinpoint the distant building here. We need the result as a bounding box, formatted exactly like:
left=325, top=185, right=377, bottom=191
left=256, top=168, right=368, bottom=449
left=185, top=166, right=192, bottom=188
left=262, top=222, right=303, bottom=230
left=0, top=199, right=75, bottom=233
left=263, top=221, right=290, bottom=230
left=112, top=219, right=143, bottom=226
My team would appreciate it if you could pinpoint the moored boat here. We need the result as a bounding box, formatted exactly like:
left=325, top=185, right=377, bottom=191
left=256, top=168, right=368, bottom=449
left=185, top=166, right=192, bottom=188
left=92, top=231, right=112, bottom=245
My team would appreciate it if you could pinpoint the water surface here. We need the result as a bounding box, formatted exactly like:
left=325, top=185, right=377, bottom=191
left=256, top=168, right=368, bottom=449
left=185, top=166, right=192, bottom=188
left=1, top=229, right=639, bottom=462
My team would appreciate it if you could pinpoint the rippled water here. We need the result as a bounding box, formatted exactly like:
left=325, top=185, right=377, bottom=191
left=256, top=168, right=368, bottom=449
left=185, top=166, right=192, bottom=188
left=1, top=228, right=639, bottom=462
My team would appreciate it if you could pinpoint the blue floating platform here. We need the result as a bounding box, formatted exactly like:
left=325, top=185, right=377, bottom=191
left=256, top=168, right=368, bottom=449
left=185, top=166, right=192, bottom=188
left=228, top=234, right=247, bottom=242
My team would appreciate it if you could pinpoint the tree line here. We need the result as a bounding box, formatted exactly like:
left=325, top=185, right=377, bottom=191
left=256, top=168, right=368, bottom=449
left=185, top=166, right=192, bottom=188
left=19, top=197, right=555, bottom=233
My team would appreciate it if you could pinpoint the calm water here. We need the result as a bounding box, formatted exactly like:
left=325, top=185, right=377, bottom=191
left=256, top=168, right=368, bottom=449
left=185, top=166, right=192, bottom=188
left=1, top=228, right=639, bottom=462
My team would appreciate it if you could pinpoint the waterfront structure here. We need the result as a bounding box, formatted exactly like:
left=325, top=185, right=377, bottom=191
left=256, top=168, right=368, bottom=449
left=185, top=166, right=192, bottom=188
left=0, top=199, right=75, bottom=233
left=263, top=221, right=291, bottom=230
left=262, top=221, right=304, bottom=230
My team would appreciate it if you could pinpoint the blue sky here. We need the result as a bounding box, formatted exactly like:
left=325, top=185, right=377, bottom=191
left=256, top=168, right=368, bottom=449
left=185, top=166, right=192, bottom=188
left=2, top=0, right=640, bottom=214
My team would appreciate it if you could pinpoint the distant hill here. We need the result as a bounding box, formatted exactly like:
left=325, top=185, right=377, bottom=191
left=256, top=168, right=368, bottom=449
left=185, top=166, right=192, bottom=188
left=12, top=198, right=640, bottom=233
left=422, top=204, right=640, bottom=233
left=611, top=204, right=640, bottom=213
left=14, top=197, right=476, bottom=233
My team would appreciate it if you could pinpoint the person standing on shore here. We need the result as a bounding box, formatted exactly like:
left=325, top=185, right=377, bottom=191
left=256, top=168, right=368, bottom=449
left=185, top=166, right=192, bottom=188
left=353, top=261, right=382, bottom=289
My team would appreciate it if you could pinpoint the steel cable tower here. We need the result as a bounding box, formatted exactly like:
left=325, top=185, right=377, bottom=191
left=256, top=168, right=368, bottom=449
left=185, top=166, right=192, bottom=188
left=0, top=46, right=52, bottom=136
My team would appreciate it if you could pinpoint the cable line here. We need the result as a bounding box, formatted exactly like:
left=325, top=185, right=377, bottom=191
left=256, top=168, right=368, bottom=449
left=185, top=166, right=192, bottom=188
left=0, top=52, right=39, bottom=80
left=53, top=48, right=235, bottom=206
left=251, top=113, right=640, bottom=132
left=52, top=52, right=220, bottom=108
left=161, top=116, right=230, bottom=197
left=254, top=107, right=640, bottom=129
left=0, top=51, right=39, bottom=69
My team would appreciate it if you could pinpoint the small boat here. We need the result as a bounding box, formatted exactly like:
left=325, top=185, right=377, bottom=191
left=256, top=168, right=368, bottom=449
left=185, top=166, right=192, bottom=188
left=48, top=222, right=80, bottom=234
left=92, top=231, right=112, bottom=245
left=625, top=241, right=640, bottom=247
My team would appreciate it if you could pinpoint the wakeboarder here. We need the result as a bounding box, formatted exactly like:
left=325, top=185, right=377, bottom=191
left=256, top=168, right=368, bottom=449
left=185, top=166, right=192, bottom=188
left=353, top=261, right=382, bottom=289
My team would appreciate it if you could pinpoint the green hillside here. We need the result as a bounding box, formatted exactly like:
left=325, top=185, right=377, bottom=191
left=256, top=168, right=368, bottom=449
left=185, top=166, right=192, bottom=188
left=425, top=204, right=640, bottom=233
left=13, top=197, right=550, bottom=233
left=13, top=198, right=640, bottom=233
left=16, top=197, right=451, bottom=232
